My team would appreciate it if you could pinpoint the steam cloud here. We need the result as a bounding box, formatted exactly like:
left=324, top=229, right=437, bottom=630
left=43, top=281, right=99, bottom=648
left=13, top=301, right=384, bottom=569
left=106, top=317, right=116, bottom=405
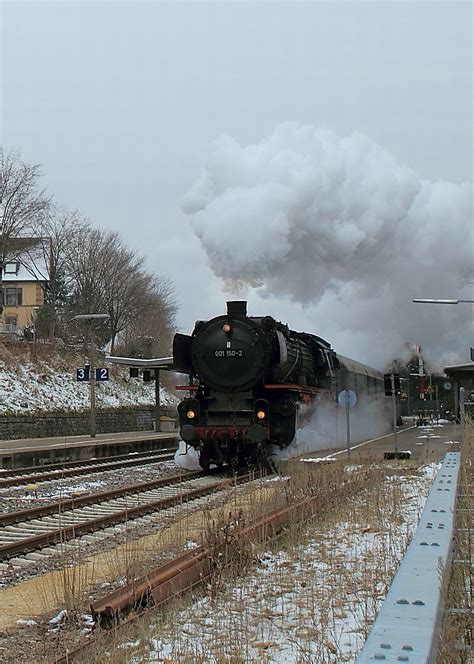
left=273, top=394, right=391, bottom=461
left=183, top=123, right=473, bottom=368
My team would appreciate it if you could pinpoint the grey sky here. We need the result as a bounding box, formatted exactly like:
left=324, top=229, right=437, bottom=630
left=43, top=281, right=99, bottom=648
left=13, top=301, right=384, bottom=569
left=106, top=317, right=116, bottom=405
left=2, top=1, right=472, bottom=364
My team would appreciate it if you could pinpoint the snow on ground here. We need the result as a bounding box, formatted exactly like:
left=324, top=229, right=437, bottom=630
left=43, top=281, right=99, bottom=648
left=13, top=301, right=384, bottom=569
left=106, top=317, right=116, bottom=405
left=121, top=464, right=440, bottom=663
left=0, top=357, right=177, bottom=414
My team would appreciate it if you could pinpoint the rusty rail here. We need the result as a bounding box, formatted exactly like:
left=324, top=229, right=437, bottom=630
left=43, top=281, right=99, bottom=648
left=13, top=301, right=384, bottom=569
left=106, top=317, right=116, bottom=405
left=90, top=487, right=328, bottom=626
left=0, top=449, right=175, bottom=488
left=53, top=465, right=374, bottom=663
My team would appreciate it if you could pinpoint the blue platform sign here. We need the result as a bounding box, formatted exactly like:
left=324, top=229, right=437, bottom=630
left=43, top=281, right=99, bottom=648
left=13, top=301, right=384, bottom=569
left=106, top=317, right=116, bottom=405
left=76, top=367, right=90, bottom=382
left=95, top=367, right=109, bottom=381
left=337, top=389, right=357, bottom=408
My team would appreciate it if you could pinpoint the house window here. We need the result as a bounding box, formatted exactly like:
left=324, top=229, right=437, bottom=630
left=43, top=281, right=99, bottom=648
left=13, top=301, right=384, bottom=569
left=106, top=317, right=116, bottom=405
left=4, top=262, right=20, bottom=275
left=4, top=315, right=17, bottom=327
left=1, top=287, right=23, bottom=306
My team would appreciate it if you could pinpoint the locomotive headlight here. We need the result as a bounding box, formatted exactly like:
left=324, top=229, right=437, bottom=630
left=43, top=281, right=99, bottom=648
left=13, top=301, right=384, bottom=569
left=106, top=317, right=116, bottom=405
left=222, top=323, right=231, bottom=333
left=186, top=409, right=196, bottom=419
left=256, top=410, right=266, bottom=420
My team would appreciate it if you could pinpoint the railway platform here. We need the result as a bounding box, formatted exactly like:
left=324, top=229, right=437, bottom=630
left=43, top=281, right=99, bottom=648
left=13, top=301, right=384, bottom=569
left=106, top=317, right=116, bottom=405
left=0, top=429, right=179, bottom=469
left=296, top=420, right=463, bottom=465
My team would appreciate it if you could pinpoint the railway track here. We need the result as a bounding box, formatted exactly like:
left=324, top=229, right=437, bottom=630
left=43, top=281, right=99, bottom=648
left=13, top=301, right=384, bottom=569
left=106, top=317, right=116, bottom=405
left=0, top=448, right=176, bottom=488
left=0, top=469, right=253, bottom=566
left=53, top=461, right=366, bottom=663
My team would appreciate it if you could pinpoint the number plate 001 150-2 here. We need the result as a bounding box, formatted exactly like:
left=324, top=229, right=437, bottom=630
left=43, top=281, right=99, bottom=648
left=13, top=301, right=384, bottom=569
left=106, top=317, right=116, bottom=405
left=214, top=349, right=244, bottom=358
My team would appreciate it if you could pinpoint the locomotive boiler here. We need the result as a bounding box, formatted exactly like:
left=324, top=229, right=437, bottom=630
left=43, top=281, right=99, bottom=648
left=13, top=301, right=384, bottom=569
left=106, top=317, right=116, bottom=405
left=173, top=301, right=385, bottom=469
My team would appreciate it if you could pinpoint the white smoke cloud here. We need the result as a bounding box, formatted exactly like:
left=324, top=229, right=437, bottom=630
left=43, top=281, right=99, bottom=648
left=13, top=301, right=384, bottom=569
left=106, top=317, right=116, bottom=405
left=273, top=393, right=391, bottom=461
left=183, top=123, right=473, bottom=368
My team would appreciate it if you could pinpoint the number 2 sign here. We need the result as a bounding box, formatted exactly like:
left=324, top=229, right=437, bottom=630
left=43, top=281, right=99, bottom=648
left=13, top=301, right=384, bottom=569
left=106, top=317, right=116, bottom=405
left=95, top=368, right=109, bottom=381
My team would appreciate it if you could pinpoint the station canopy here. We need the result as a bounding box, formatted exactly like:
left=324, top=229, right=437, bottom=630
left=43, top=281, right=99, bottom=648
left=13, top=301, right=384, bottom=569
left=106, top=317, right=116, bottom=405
left=444, top=363, right=474, bottom=380
left=106, top=356, right=174, bottom=371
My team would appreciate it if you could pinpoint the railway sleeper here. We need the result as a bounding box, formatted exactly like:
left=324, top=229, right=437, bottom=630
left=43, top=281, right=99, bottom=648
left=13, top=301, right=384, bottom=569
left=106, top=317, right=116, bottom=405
left=25, top=552, right=51, bottom=561
left=3, top=524, right=50, bottom=533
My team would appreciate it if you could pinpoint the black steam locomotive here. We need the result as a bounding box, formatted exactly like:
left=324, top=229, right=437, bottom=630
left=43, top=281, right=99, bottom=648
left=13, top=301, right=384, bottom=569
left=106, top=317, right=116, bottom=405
left=173, top=301, right=385, bottom=469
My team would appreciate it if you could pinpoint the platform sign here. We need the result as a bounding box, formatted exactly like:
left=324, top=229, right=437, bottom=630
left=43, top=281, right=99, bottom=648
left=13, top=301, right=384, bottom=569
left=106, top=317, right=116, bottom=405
left=337, top=389, right=357, bottom=408
left=95, top=368, right=109, bottom=382
left=76, top=367, right=90, bottom=382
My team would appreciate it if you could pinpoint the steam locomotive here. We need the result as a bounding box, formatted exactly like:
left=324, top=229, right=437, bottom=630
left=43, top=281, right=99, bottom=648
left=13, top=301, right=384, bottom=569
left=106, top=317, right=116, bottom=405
left=173, top=301, right=386, bottom=469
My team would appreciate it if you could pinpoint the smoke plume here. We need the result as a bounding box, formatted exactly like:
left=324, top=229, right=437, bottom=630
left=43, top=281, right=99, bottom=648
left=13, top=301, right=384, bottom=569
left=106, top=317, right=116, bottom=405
left=183, top=123, right=473, bottom=368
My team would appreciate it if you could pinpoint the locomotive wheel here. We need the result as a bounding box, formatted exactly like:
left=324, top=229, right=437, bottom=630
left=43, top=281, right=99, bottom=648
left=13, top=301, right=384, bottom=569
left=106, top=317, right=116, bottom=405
left=200, top=458, right=210, bottom=471
left=199, top=447, right=211, bottom=471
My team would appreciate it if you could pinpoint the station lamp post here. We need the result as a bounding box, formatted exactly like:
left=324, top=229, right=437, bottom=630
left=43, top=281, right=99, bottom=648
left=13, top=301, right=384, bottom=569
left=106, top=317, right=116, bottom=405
left=412, top=297, right=474, bottom=356
left=72, top=313, right=110, bottom=437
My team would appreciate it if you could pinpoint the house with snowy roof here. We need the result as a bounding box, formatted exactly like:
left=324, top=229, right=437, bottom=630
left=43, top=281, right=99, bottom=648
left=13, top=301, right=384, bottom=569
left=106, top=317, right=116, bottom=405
left=0, top=237, right=50, bottom=335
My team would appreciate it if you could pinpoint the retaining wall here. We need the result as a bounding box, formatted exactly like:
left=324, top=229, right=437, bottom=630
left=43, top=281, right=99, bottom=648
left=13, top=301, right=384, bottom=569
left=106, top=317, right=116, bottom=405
left=0, top=406, right=177, bottom=440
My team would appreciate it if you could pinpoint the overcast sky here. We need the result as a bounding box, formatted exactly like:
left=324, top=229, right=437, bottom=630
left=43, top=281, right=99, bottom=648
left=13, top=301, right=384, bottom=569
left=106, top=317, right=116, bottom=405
left=2, top=1, right=472, bottom=368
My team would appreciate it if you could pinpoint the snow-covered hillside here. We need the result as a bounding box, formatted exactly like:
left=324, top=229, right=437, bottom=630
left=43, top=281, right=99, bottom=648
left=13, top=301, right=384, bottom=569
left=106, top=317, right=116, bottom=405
left=0, top=344, right=177, bottom=414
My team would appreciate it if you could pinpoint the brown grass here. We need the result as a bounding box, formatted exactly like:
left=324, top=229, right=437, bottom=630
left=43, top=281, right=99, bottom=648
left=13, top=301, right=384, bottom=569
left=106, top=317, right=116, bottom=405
left=437, top=417, right=473, bottom=663
left=72, top=459, right=427, bottom=663
left=2, top=454, right=450, bottom=663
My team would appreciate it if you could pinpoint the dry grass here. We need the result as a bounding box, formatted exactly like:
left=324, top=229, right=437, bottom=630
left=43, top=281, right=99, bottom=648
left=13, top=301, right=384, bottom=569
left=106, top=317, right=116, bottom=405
left=75, top=460, right=434, bottom=663
left=6, top=453, right=456, bottom=664
left=437, top=418, right=473, bottom=664
left=45, top=542, right=96, bottom=620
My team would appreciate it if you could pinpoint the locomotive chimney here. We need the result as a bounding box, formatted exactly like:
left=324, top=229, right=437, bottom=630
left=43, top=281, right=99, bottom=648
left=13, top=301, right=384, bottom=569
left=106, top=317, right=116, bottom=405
left=226, top=301, right=247, bottom=317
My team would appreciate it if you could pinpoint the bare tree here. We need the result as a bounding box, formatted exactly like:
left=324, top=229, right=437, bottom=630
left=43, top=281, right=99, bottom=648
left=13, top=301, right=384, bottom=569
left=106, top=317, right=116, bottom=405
left=65, top=227, right=107, bottom=315
left=65, top=227, right=178, bottom=353
left=91, top=231, right=146, bottom=352
left=21, top=206, right=91, bottom=339
left=117, top=274, right=177, bottom=357
left=0, top=149, right=51, bottom=265
left=0, top=151, right=177, bottom=351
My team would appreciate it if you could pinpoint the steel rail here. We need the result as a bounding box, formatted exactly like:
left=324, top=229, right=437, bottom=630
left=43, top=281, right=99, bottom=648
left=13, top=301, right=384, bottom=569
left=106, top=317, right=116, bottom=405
left=0, top=450, right=175, bottom=488
left=0, top=468, right=207, bottom=528
left=0, top=446, right=175, bottom=478
left=0, top=472, right=245, bottom=560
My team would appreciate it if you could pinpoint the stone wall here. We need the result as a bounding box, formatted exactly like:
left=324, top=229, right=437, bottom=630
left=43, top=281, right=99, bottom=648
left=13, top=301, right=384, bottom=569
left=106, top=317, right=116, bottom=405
left=0, top=406, right=177, bottom=440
